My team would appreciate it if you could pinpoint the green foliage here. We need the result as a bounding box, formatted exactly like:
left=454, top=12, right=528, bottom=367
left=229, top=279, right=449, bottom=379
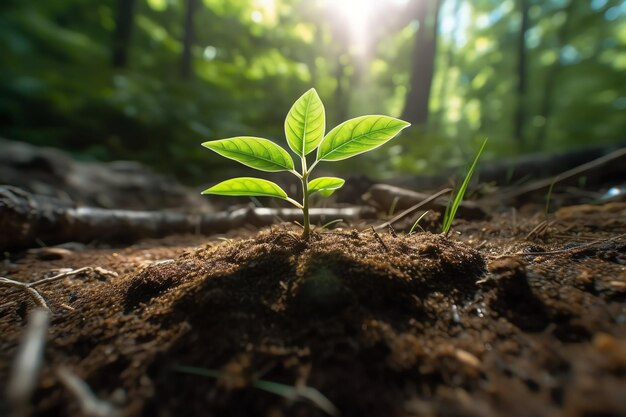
left=442, top=138, right=488, bottom=235
left=285, top=88, right=325, bottom=157
left=0, top=0, right=624, bottom=182
left=308, top=177, right=345, bottom=197
left=202, top=177, right=288, bottom=199
left=201, top=137, right=295, bottom=172
left=317, top=116, right=410, bottom=161
left=202, top=88, right=410, bottom=238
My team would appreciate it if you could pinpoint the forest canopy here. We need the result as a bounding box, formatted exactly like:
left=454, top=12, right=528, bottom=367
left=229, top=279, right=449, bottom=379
left=1, top=0, right=625, bottom=182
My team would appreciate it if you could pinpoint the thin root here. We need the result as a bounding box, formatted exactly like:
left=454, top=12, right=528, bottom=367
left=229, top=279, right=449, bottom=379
left=0, top=267, right=118, bottom=312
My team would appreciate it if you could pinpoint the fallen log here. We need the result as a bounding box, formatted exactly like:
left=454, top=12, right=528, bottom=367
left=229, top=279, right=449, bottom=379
left=496, top=147, right=626, bottom=203
left=0, top=186, right=376, bottom=251
left=385, top=143, right=626, bottom=191
left=363, top=184, right=488, bottom=220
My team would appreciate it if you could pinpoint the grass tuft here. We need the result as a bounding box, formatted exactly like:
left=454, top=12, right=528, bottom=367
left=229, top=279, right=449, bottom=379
left=441, top=138, right=488, bottom=235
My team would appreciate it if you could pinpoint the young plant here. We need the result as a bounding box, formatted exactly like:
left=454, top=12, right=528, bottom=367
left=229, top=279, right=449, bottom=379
left=441, top=138, right=488, bottom=235
left=201, top=88, right=410, bottom=239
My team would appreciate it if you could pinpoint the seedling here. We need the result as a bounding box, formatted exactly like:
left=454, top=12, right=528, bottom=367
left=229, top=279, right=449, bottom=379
left=201, top=88, right=410, bottom=239
left=441, top=138, right=487, bottom=235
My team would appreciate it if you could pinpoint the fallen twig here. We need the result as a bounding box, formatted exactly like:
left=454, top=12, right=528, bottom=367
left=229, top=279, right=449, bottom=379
left=509, top=232, right=626, bottom=257
left=0, top=266, right=118, bottom=311
left=6, top=308, right=50, bottom=417
left=370, top=227, right=389, bottom=252
left=525, top=220, right=560, bottom=240
left=497, top=147, right=626, bottom=201
left=57, top=367, right=121, bottom=417
left=374, top=188, right=452, bottom=230
left=365, top=184, right=488, bottom=222
left=0, top=186, right=376, bottom=251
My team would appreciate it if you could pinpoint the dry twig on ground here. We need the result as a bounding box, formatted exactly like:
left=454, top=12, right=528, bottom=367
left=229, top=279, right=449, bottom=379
left=6, top=308, right=50, bottom=417
left=57, top=367, right=121, bottom=417
left=0, top=266, right=118, bottom=311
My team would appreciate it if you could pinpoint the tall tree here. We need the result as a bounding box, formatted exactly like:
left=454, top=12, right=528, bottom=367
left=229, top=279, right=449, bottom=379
left=328, top=12, right=351, bottom=124
left=432, top=0, right=462, bottom=131
left=400, top=0, right=441, bottom=126
left=112, top=0, right=136, bottom=68
left=181, top=0, right=198, bottom=78
left=535, top=0, right=575, bottom=148
left=513, top=0, right=530, bottom=143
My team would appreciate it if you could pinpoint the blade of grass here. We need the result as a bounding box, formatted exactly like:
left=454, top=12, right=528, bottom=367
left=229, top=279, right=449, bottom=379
left=409, top=210, right=430, bottom=235
left=544, top=175, right=558, bottom=218
left=321, top=218, right=344, bottom=229
left=173, top=365, right=339, bottom=416
left=442, top=138, right=488, bottom=235
left=387, top=196, right=399, bottom=217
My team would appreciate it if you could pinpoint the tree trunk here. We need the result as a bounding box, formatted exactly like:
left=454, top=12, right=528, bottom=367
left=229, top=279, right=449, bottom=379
left=535, top=0, right=576, bottom=148
left=514, top=0, right=530, bottom=143
left=400, top=0, right=441, bottom=126
left=112, top=0, right=135, bottom=68
left=181, top=0, right=198, bottom=78
left=334, top=54, right=349, bottom=124
left=432, top=0, right=461, bottom=131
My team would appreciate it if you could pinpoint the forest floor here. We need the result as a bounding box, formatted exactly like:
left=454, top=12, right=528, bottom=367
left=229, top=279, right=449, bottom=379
left=1, top=202, right=626, bottom=417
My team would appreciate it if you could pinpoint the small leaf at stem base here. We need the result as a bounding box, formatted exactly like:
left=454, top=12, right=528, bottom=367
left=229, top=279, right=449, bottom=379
left=308, top=177, right=345, bottom=197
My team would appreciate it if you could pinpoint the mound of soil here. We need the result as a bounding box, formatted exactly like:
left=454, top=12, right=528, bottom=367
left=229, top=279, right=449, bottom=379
left=1, top=207, right=626, bottom=417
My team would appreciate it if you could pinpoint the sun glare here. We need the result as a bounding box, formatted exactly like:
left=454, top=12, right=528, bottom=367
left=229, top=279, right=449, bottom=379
left=326, top=0, right=409, bottom=53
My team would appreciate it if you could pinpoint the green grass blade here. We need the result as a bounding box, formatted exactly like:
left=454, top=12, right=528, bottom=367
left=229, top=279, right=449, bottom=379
left=544, top=175, right=558, bottom=218
left=409, top=210, right=430, bottom=235
left=202, top=137, right=294, bottom=172
left=173, top=365, right=221, bottom=378
left=320, top=218, right=344, bottom=229
left=442, top=138, right=488, bottom=235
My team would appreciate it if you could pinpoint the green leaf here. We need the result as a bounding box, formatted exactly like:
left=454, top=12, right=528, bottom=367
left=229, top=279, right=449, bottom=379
left=202, top=137, right=294, bottom=172
left=202, top=177, right=288, bottom=199
left=285, top=88, right=325, bottom=156
left=316, top=115, right=410, bottom=162
left=308, top=177, right=345, bottom=197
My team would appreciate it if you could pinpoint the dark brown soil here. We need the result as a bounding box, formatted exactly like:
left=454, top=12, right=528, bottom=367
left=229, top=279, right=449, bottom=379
left=1, top=204, right=626, bottom=417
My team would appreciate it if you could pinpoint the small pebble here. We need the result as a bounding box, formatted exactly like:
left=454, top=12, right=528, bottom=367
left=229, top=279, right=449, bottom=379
left=608, top=280, right=626, bottom=291
left=455, top=348, right=481, bottom=368
left=577, top=269, right=594, bottom=285
left=593, top=332, right=626, bottom=367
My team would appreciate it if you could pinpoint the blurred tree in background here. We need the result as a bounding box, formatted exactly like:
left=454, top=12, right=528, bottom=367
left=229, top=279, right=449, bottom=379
left=0, top=0, right=624, bottom=183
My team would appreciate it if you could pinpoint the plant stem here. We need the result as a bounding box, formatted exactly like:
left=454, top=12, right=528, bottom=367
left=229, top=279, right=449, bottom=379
left=301, top=173, right=310, bottom=240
